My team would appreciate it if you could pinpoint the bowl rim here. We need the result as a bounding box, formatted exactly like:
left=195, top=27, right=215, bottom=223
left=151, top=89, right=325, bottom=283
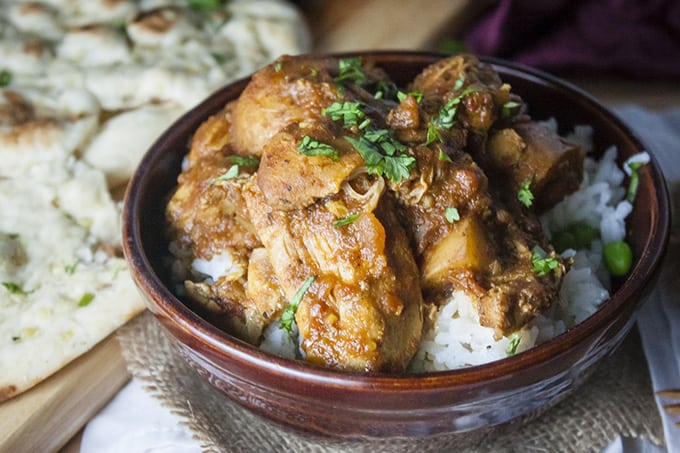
left=122, top=50, right=671, bottom=390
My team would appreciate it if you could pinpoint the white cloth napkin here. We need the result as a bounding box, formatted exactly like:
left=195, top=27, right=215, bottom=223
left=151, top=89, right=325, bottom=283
left=615, top=106, right=680, bottom=453
left=80, top=106, right=680, bottom=453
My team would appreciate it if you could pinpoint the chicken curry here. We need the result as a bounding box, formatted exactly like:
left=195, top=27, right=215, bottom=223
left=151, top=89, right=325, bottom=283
left=165, top=54, right=585, bottom=373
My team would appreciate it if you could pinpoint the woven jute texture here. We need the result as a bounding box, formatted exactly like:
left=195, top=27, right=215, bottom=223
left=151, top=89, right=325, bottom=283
left=117, top=313, right=664, bottom=453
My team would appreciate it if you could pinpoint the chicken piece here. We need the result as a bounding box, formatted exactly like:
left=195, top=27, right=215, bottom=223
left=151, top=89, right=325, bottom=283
left=256, top=122, right=364, bottom=210
left=486, top=122, right=585, bottom=211
left=231, top=55, right=342, bottom=156
left=390, top=145, right=562, bottom=337
left=421, top=214, right=496, bottom=290
left=180, top=247, right=287, bottom=344
left=184, top=272, right=258, bottom=342
left=166, top=106, right=261, bottom=259
left=478, top=207, right=563, bottom=333
left=185, top=102, right=236, bottom=163
left=166, top=104, right=272, bottom=343
left=389, top=145, right=492, bottom=258
left=410, top=54, right=513, bottom=136
left=244, top=175, right=423, bottom=373
left=245, top=247, right=288, bottom=334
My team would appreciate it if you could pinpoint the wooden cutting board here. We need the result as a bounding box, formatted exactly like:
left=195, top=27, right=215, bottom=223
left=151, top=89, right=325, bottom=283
left=0, top=332, right=130, bottom=452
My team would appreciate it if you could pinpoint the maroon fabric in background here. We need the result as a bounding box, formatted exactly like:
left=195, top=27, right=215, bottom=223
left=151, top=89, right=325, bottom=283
left=464, top=0, right=680, bottom=79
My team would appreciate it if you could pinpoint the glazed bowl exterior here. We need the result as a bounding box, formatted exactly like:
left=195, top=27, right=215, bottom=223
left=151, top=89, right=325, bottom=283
left=122, top=51, right=670, bottom=438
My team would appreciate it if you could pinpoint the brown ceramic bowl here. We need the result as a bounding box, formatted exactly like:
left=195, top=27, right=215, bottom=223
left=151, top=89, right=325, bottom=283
left=122, top=51, right=670, bottom=439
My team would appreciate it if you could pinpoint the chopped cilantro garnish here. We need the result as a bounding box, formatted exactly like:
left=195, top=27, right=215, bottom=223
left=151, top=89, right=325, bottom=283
left=445, top=207, right=460, bottom=223
left=321, top=99, right=414, bottom=182
left=78, top=292, right=95, bottom=307
left=426, top=81, right=482, bottom=144
left=625, top=161, right=645, bottom=203
left=213, top=165, right=239, bottom=182
left=518, top=179, right=534, bottom=207
left=211, top=52, right=226, bottom=64
left=226, top=155, right=259, bottom=167
left=334, top=57, right=366, bottom=86
left=531, top=246, right=560, bottom=276
left=426, top=122, right=443, bottom=145
left=506, top=333, right=521, bottom=356
left=187, top=0, right=223, bottom=10
left=439, top=39, right=467, bottom=55
left=213, top=157, right=258, bottom=183
left=397, top=91, right=423, bottom=103
left=298, top=136, right=339, bottom=161
left=373, top=79, right=398, bottom=101
left=65, top=263, right=78, bottom=275
left=344, top=134, right=415, bottom=183
left=438, top=148, right=452, bottom=162
left=323, top=101, right=365, bottom=128
left=344, top=135, right=385, bottom=169
left=2, top=282, right=30, bottom=295
left=274, top=61, right=282, bottom=72
left=501, top=100, right=521, bottom=119
left=280, top=276, right=315, bottom=333
left=333, top=213, right=361, bottom=228
left=0, top=69, right=11, bottom=87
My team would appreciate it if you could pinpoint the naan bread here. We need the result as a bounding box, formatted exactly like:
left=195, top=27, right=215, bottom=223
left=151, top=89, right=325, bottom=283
left=0, top=0, right=310, bottom=402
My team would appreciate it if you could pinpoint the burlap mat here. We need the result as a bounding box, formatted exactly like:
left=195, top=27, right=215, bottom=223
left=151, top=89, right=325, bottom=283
left=117, top=313, right=664, bottom=453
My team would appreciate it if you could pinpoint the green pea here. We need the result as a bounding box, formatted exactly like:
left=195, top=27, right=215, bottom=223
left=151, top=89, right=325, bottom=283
left=603, top=240, right=633, bottom=276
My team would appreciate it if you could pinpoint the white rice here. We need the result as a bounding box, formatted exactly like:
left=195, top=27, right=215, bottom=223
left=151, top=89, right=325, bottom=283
left=413, top=126, right=649, bottom=372
left=259, top=124, right=649, bottom=372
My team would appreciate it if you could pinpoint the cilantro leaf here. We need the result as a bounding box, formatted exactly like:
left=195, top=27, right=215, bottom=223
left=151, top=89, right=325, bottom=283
left=344, top=134, right=415, bottom=182
left=334, top=57, right=366, bottom=86
left=298, top=136, right=339, bottom=161
left=321, top=99, right=414, bottom=183
left=518, top=179, right=534, bottom=207
left=438, top=148, right=453, bottom=162
left=373, top=79, right=398, bottom=100
left=506, top=333, right=521, bottom=356
left=227, top=155, right=259, bottom=167
left=439, top=39, right=467, bottom=55
left=501, top=100, right=521, bottom=119
left=445, top=207, right=460, bottom=223
left=397, top=91, right=423, bottom=103
left=323, top=101, right=365, bottom=128
left=625, top=161, right=645, bottom=203
left=78, top=292, right=95, bottom=307
left=187, top=0, right=223, bottom=10
left=425, top=82, right=482, bottom=144
left=2, top=282, right=29, bottom=295
left=344, top=135, right=384, bottom=170
left=531, top=246, right=560, bottom=276
left=333, top=213, right=361, bottom=228
left=0, top=69, right=11, bottom=87
left=280, top=276, right=315, bottom=333
left=384, top=153, right=416, bottom=182
left=213, top=165, right=239, bottom=183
